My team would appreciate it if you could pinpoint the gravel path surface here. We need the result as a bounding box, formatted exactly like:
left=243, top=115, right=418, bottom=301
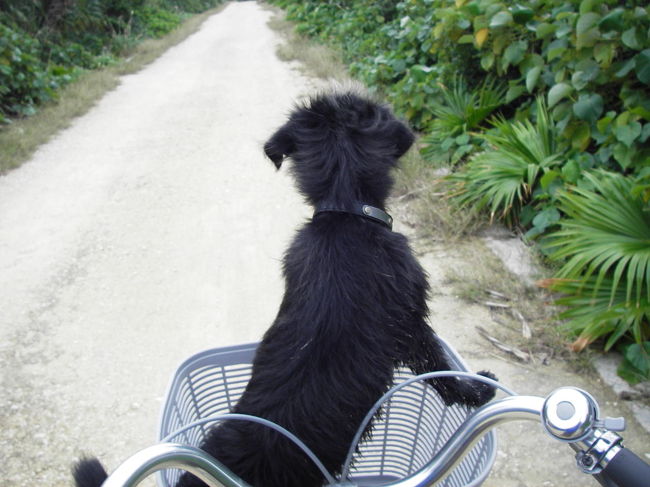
left=1, top=2, right=648, bottom=487
left=0, top=3, right=311, bottom=485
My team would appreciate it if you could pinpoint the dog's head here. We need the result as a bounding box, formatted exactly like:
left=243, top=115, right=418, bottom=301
left=264, top=91, right=414, bottom=206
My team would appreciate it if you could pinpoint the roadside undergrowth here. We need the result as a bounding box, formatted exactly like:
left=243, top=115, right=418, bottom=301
left=0, top=4, right=227, bottom=175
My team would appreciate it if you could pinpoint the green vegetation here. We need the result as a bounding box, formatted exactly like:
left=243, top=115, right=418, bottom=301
left=271, top=0, right=650, bottom=380
left=0, top=0, right=225, bottom=124
left=0, top=0, right=225, bottom=173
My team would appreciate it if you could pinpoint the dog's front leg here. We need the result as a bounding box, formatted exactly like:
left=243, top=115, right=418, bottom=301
left=401, top=324, right=496, bottom=408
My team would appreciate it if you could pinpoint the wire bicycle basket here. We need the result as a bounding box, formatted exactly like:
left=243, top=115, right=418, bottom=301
left=156, top=340, right=497, bottom=487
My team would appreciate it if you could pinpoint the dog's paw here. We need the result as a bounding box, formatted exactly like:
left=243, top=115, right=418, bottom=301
left=430, top=370, right=498, bottom=408
left=471, top=370, right=498, bottom=406
left=477, top=370, right=497, bottom=381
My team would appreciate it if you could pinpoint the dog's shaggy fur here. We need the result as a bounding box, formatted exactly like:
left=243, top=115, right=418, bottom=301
left=73, top=91, right=495, bottom=487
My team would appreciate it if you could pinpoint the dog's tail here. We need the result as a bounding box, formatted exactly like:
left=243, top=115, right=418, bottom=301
left=72, top=457, right=109, bottom=487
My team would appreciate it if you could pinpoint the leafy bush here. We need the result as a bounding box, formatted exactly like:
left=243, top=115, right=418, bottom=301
left=138, top=6, right=182, bottom=38
left=0, top=23, right=73, bottom=118
left=449, top=98, right=564, bottom=225
left=419, top=76, right=505, bottom=165
left=0, top=0, right=224, bottom=121
left=274, top=0, right=650, bottom=174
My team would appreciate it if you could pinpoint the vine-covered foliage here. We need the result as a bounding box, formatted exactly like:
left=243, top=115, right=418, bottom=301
left=274, top=0, right=649, bottom=171
left=0, top=0, right=224, bottom=122
left=272, top=0, right=650, bottom=379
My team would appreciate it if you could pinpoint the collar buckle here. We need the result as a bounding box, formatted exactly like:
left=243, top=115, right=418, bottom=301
left=313, top=202, right=393, bottom=230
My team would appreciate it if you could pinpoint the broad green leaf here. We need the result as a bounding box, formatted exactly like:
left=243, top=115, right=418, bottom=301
left=571, top=69, right=597, bottom=90
left=506, top=85, right=525, bottom=102
left=503, top=40, right=527, bottom=68
left=577, top=27, right=600, bottom=49
left=613, top=143, right=634, bottom=169
left=455, top=133, right=470, bottom=145
left=576, top=12, right=601, bottom=35
left=615, top=122, right=642, bottom=147
left=622, top=27, right=643, bottom=50
left=579, top=0, right=597, bottom=14
left=481, top=53, right=495, bottom=70
left=594, top=43, right=615, bottom=67
left=575, top=59, right=600, bottom=80
left=390, top=59, right=407, bottom=73
left=614, top=58, right=637, bottom=78
left=532, top=206, right=561, bottom=231
left=526, top=66, right=542, bottom=92
left=473, top=15, right=489, bottom=31
left=547, top=39, right=568, bottom=61
left=535, top=22, right=556, bottom=39
left=562, top=159, right=581, bottom=183
left=599, top=8, right=625, bottom=31
left=540, top=170, right=559, bottom=189
left=548, top=82, right=573, bottom=108
left=556, top=23, right=573, bottom=38
left=635, top=50, right=650, bottom=85
left=573, top=94, right=604, bottom=124
left=641, top=123, right=650, bottom=143
left=624, top=343, right=650, bottom=376
left=570, top=122, right=591, bottom=150
left=490, top=11, right=513, bottom=28
left=576, top=12, right=601, bottom=48
left=618, top=356, right=649, bottom=384
left=510, top=6, right=534, bottom=25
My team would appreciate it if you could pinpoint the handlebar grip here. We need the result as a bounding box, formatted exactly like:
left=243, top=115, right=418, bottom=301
left=600, top=447, right=650, bottom=487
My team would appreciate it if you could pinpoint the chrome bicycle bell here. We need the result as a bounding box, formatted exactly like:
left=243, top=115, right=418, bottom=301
left=542, top=387, right=600, bottom=442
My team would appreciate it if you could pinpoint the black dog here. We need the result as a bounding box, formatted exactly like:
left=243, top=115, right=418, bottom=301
left=73, top=90, right=495, bottom=487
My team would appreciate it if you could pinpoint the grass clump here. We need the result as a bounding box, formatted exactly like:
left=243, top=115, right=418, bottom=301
left=266, top=6, right=349, bottom=82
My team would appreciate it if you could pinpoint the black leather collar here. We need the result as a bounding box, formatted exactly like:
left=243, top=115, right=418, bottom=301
left=313, top=202, right=393, bottom=230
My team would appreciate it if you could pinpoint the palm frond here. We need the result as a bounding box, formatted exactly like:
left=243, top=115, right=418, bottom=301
left=547, top=171, right=650, bottom=308
left=448, top=97, right=563, bottom=222
left=543, top=275, right=650, bottom=349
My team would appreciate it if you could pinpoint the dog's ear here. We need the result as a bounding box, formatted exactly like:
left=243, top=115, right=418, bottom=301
left=392, top=121, right=415, bottom=159
left=264, top=124, right=296, bottom=169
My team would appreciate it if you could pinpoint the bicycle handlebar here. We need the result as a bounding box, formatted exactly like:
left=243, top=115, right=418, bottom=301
left=101, top=443, right=245, bottom=487
left=599, top=447, right=650, bottom=487
left=98, top=384, right=649, bottom=487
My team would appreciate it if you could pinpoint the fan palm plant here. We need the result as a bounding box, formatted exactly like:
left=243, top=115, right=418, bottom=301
left=541, top=170, right=650, bottom=377
left=449, top=97, right=563, bottom=224
left=420, top=75, right=505, bottom=165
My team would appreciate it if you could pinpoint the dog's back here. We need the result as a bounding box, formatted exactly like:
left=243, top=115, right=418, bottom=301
left=178, top=215, right=429, bottom=487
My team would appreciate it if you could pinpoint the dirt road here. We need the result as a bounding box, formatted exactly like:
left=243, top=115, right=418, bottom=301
left=1, top=2, right=648, bottom=487
left=0, top=3, right=312, bottom=484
